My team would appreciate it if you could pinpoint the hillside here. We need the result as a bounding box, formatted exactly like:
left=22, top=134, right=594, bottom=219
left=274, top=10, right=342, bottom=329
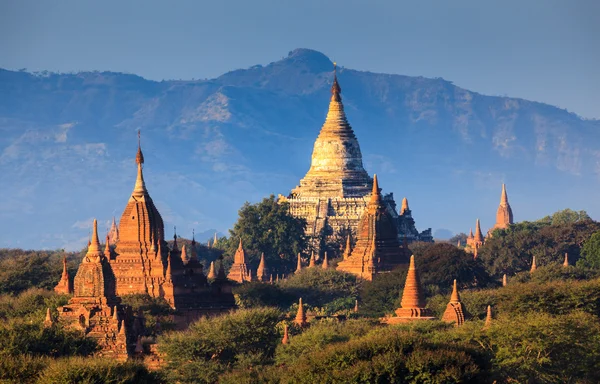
left=1, top=48, right=599, bottom=250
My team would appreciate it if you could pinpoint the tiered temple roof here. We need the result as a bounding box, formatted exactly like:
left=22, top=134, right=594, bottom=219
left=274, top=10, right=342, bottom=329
left=282, top=65, right=432, bottom=249
left=336, top=175, right=410, bottom=280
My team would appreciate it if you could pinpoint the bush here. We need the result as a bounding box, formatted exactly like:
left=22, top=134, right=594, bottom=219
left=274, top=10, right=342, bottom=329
left=159, top=307, right=282, bottom=383
left=0, top=320, right=97, bottom=357
left=277, top=268, right=359, bottom=313
left=119, top=294, right=176, bottom=331
left=0, top=288, right=69, bottom=321
left=0, top=249, right=79, bottom=295
left=233, top=281, right=294, bottom=309
left=37, top=357, right=163, bottom=384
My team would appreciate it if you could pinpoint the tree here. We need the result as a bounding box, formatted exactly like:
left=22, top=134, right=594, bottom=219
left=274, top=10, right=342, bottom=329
left=578, top=231, right=600, bottom=269
left=537, top=208, right=591, bottom=226
left=479, top=219, right=600, bottom=276
left=224, top=195, right=307, bottom=273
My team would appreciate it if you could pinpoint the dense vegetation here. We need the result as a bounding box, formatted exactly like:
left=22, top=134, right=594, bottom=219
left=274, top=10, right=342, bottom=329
left=1, top=209, right=600, bottom=382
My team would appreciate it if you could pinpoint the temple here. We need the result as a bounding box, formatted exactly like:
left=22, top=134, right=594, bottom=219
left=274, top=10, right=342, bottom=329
left=280, top=65, right=432, bottom=250
left=336, top=175, right=410, bottom=280
left=54, top=253, right=73, bottom=295
left=465, top=219, right=484, bottom=257
left=382, top=255, right=435, bottom=323
left=488, top=184, right=514, bottom=236
left=227, top=239, right=251, bottom=283
left=56, top=219, right=131, bottom=361
left=56, top=132, right=235, bottom=340
left=441, top=280, right=466, bottom=327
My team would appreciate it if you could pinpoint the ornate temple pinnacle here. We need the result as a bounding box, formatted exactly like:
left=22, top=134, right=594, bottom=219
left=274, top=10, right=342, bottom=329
left=136, top=130, right=144, bottom=165
left=370, top=174, right=381, bottom=204
left=450, top=279, right=461, bottom=303
left=331, top=62, right=341, bottom=102
left=86, top=219, right=102, bottom=259
left=132, top=132, right=148, bottom=198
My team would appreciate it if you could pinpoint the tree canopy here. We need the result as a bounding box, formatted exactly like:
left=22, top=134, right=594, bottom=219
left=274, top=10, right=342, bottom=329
left=223, top=195, right=307, bottom=273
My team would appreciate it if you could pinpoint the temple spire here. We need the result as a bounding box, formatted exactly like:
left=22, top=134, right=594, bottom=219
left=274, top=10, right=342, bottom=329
left=484, top=305, right=493, bottom=329
left=500, top=183, right=508, bottom=205
left=370, top=174, right=381, bottom=204
left=282, top=324, right=290, bottom=344
left=563, top=253, right=569, bottom=267
left=172, top=227, right=178, bottom=252
left=165, top=252, right=173, bottom=281
left=331, top=62, right=341, bottom=102
left=104, top=234, right=112, bottom=258
left=502, top=273, right=508, bottom=287
left=400, top=255, right=425, bottom=309
left=322, top=251, right=329, bottom=269
left=85, top=219, right=103, bottom=261
left=343, top=235, right=352, bottom=260
left=296, top=253, right=302, bottom=272
left=309, top=251, right=316, bottom=268
left=132, top=130, right=147, bottom=198
left=400, top=197, right=409, bottom=215
left=450, top=279, right=460, bottom=303
left=44, top=308, right=54, bottom=328
left=530, top=256, right=537, bottom=273
left=257, top=253, right=267, bottom=281
left=294, top=298, right=307, bottom=326
left=474, top=219, right=484, bottom=242
left=207, top=261, right=216, bottom=279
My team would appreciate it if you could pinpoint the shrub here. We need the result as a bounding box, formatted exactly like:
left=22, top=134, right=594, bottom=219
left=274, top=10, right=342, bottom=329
left=37, top=357, right=163, bottom=384
left=159, top=307, right=282, bottom=383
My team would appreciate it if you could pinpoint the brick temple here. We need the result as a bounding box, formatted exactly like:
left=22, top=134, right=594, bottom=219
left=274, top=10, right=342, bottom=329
left=54, top=134, right=236, bottom=360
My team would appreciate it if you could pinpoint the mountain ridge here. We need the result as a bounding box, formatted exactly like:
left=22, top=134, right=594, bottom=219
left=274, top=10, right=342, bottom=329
left=1, top=48, right=599, bottom=250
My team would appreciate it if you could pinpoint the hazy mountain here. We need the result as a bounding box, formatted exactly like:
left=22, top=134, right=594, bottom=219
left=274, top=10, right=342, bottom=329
left=1, top=48, right=599, bottom=250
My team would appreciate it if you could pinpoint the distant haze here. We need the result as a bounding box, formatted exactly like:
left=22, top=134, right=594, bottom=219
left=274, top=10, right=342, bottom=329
left=1, top=48, right=599, bottom=250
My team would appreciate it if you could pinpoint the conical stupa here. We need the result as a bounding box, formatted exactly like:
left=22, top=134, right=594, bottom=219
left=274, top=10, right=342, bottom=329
left=383, top=255, right=434, bottom=323
left=441, top=280, right=466, bottom=326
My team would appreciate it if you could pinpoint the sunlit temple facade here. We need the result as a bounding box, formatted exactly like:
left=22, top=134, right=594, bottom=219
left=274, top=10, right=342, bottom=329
left=280, top=66, right=432, bottom=248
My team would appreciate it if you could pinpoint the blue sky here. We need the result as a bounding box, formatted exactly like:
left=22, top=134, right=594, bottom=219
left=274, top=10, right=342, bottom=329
left=1, top=0, right=599, bottom=119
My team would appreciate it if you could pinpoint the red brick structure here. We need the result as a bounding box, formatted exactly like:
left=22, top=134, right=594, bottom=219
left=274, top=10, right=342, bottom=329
left=336, top=175, right=410, bottom=280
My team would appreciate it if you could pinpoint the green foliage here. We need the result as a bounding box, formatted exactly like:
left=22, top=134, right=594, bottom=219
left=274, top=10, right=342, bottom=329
left=275, top=319, right=379, bottom=365
left=537, top=208, right=591, bottom=226
left=360, top=243, right=492, bottom=316
left=479, top=219, right=600, bottom=276
left=510, top=264, right=600, bottom=285
left=223, top=195, right=308, bottom=273
left=435, top=311, right=600, bottom=383
left=119, top=294, right=176, bottom=331
left=412, top=243, right=493, bottom=289
left=273, top=322, right=482, bottom=383
left=0, top=249, right=79, bottom=295
left=428, top=278, right=600, bottom=320
left=578, top=231, right=600, bottom=269
left=233, top=281, right=294, bottom=309
left=37, top=357, right=164, bottom=384
left=278, top=268, right=359, bottom=313
left=0, top=355, right=50, bottom=383
left=0, top=288, right=69, bottom=321
left=159, top=307, right=282, bottom=383
left=0, top=320, right=97, bottom=358
left=359, top=266, right=407, bottom=316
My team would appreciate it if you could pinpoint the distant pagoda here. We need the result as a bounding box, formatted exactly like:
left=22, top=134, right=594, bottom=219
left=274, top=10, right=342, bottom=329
left=336, top=174, right=410, bottom=280
left=281, top=64, right=431, bottom=248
